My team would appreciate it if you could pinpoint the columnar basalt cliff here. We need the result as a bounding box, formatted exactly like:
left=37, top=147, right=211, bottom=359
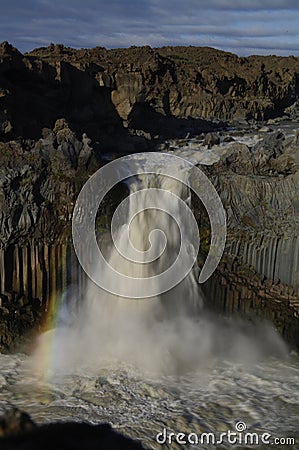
left=205, top=131, right=299, bottom=290
left=196, top=130, right=299, bottom=347
left=0, top=119, right=104, bottom=350
left=0, top=41, right=299, bottom=350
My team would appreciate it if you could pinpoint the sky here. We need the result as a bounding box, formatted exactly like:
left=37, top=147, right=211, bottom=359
left=1, top=0, right=299, bottom=56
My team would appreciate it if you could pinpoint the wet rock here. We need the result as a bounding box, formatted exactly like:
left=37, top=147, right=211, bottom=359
left=259, top=126, right=271, bottom=132
left=77, top=133, right=93, bottom=169
left=222, top=135, right=235, bottom=142
left=0, top=120, right=105, bottom=352
left=203, top=132, right=220, bottom=148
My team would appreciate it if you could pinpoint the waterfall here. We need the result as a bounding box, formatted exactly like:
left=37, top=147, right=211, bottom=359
left=35, top=152, right=287, bottom=376
left=53, top=156, right=205, bottom=373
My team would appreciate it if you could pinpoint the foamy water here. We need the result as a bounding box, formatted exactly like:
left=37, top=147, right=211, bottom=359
left=1, top=140, right=299, bottom=448
left=0, top=348, right=299, bottom=449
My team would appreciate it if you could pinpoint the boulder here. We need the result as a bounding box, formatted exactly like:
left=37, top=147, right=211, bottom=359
left=203, top=132, right=220, bottom=148
left=0, top=409, right=144, bottom=450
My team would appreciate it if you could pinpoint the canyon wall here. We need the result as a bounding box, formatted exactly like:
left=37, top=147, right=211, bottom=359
left=195, top=131, right=299, bottom=347
left=0, top=126, right=299, bottom=350
left=0, top=120, right=99, bottom=350
left=1, top=41, right=299, bottom=143
left=0, top=41, right=299, bottom=349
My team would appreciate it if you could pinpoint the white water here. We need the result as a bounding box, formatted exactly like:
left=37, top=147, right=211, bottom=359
left=1, top=351, right=299, bottom=449
left=1, top=148, right=299, bottom=448
left=37, top=155, right=286, bottom=374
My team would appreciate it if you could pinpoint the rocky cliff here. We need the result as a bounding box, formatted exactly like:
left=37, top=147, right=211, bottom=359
left=0, top=41, right=299, bottom=351
left=0, top=121, right=298, bottom=350
left=1, top=41, right=299, bottom=143
left=193, top=130, right=299, bottom=348
left=0, top=118, right=102, bottom=350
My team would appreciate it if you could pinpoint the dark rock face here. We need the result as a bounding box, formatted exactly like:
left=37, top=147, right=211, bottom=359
left=203, top=130, right=299, bottom=290
left=0, top=42, right=123, bottom=143
left=0, top=119, right=102, bottom=351
left=194, top=129, right=299, bottom=347
left=203, top=257, right=299, bottom=350
left=0, top=118, right=133, bottom=352
left=0, top=119, right=99, bottom=248
left=0, top=40, right=299, bottom=351
left=0, top=408, right=145, bottom=449
left=1, top=41, right=299, bottom=143
left=0, top=124, right=299, bottom=350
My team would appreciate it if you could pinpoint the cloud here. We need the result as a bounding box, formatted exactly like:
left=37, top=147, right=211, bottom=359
left=0, top=0, right=298, bottom=56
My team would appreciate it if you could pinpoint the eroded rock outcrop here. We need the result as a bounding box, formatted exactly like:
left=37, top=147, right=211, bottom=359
left=0, top=119, right=100, bottom=246
left=1, top=42, right=299, bottom=142
left=0, top=120, right=102, bottom=351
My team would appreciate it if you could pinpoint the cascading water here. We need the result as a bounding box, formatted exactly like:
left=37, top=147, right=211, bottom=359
left=88, top=172, right=208, bottom=368
left=0, top=150, right=298, bottom=450
left=37, top=152, right=286, bottom=375
left=42, top=157, right=205, bottom=373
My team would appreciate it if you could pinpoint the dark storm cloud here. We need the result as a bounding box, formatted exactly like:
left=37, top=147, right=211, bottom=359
left=1, top=0, right=298, bottom=55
